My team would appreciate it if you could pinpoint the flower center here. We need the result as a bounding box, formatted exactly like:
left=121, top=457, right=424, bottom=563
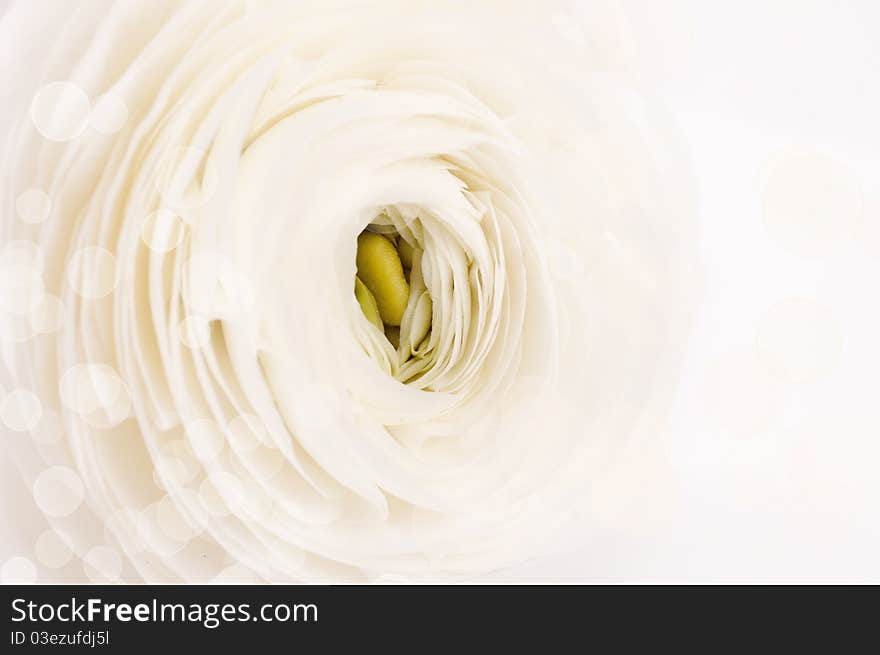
left=355, top=219, right=433, bottom=373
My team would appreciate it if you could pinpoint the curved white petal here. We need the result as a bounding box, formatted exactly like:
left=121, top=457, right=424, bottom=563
left=0, top=0, right=697, bottom=582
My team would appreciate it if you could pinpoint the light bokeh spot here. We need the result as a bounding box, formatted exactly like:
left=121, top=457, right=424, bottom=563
left=30, top=81, right=91, bottom=142
left=757, top=299, right=842, bottom=383
left=141, top=209, right=186, bottom=252
left=66, top=247, right=119, bottom=299
left=185, top=419, right=226, bottom=462
left=1, top=240, right=44, bottom=270
left=35, top=529, right=74, bottom=568
left=33, top=466, right=85, bottom=517
left=0, top=265, right=44, bottom=315
left=59, top=363, right=131, bottom=428
left=239, top=480, right=274, bottom=523
left=227, top=413, right=268, bottom=452
left=30, top=409, right=64, bottom=445
left=0, top=389, right=43, bottom=432
left=16, top=188, right=52, bottom=224
left=83, top=545, right=123, bottom=583
left=29, top=294, right=65, bottom=334
left=136, top=503, right=188, bottom=557
left=155, top=440, right=201, bottom=488
left=156, top=492, right=207, bottom=542
left=0, top=310, right=37, bottom=343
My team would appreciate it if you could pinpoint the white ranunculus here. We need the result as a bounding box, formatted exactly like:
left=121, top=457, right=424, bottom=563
left=0, top=0, right=697, bottom=582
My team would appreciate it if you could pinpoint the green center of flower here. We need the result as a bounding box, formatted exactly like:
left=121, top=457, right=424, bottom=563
left=355, top=225, right=433, bottom=362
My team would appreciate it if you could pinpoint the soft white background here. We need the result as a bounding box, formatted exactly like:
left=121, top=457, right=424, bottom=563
left=490, top=0, right=880, bottom=582
left=3, top=0, right=879, bottom=582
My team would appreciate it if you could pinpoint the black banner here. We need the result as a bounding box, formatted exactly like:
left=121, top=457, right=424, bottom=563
left=1, top=585, right=875, bottom=649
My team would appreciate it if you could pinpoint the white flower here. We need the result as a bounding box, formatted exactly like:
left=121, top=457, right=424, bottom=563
left=0, top=0, right=697, bottom=582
